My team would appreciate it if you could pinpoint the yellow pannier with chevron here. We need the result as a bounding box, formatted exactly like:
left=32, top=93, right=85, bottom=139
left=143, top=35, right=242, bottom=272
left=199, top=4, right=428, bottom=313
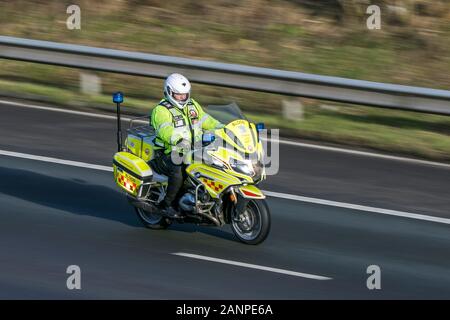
left=113, top=151, right=153, bottom=197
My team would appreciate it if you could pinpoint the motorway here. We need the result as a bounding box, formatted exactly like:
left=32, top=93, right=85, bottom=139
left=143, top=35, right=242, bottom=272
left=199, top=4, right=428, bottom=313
left=0, top=99, right=449, bottom=299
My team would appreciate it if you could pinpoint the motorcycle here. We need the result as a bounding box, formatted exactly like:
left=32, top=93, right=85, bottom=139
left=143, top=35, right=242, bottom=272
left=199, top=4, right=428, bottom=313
left=112, top=92, right=271, bottom=245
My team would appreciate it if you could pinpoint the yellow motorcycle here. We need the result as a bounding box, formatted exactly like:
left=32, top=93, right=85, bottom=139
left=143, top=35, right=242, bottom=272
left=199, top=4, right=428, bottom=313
left=112, top=92, right=270, bottom=245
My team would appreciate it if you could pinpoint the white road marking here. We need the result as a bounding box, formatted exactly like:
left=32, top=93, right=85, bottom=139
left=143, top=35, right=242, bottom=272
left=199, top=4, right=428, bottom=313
left=0, top=99, right=120, bottom=120
left=0, top=149, right=112, bottom=172
left=261, top=138, right=450, bottom=169
left=1, top=99, right=449, bottom=168
left=1, top=149, right=449, bottom=225
left=172, top=252, right=332, bottom=280
left=263, top=191, right=450, bottom=225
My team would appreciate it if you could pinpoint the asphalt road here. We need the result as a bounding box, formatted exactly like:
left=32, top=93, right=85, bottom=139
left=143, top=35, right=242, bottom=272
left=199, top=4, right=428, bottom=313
left=0, top=100, right=449, bottom=217
left=0, top=100, right=449, bottom=299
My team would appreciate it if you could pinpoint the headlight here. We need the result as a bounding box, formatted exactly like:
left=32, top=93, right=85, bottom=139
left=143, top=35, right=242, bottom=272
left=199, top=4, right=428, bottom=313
left=211, top=156, right=226, bottom=169
left=230, top=158, right=254, bottom=176
left=252, top=161, right=264, bottom=182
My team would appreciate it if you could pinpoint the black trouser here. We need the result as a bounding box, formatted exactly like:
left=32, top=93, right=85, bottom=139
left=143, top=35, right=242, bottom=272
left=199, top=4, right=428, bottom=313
left=152, top=150, right=184, bottom=207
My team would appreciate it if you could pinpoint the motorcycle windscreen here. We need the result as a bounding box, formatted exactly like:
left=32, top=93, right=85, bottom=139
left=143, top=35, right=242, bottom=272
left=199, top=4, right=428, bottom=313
left=204, top=102, right=246, bottom=124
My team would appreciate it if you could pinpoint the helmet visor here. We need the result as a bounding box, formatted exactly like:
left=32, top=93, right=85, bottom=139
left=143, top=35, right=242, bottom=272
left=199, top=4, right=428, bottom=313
left=172, top=92, right=189, bottom=103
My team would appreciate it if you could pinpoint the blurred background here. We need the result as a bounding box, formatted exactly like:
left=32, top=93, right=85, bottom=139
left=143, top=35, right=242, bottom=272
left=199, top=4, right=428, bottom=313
left=0, top=0, right=449, bottom=161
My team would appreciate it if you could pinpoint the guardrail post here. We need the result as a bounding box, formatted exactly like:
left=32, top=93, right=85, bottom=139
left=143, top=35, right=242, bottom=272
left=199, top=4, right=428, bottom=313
left=282, top=99, right=304, bottom=121
left=80, top=72, right=101, bottom=95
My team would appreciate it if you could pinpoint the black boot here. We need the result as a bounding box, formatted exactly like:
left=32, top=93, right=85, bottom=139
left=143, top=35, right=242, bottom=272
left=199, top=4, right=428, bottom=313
left=157, top=201, right=182, bottom=219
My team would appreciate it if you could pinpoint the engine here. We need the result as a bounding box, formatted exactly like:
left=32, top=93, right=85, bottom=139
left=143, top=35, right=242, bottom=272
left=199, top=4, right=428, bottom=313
left=178, top=189, right=211, bottom=212
left=178, top=192, right=195, bottom=212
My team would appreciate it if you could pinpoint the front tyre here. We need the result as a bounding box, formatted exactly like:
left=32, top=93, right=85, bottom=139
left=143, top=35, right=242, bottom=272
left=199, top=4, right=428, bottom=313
left=231, top=199, right=271, bottom=245
left=134, top=207, right=170, bottom=230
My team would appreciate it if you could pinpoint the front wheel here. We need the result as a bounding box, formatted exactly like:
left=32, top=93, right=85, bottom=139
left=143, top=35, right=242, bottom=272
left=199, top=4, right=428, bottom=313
left=231, top=199, right=271, bottom=245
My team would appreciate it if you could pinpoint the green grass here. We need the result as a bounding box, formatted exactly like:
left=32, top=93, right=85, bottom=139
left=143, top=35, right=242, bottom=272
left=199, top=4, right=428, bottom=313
left=1, top=1, right=449, bottom=88
left=0, top=1, right=449, bottom=161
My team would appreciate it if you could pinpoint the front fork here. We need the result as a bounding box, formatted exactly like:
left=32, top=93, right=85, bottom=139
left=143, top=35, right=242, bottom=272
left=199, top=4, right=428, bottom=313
left=225, top=186, right=261, bottom=224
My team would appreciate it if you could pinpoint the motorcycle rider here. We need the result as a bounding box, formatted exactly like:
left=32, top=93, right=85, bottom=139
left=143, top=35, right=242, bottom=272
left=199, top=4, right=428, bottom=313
left=151, top=73, right=224, bottom=218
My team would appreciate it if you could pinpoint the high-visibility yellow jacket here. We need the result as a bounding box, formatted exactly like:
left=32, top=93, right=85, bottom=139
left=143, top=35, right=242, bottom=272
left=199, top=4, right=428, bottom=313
left=151, top=98, right=222, bottom=154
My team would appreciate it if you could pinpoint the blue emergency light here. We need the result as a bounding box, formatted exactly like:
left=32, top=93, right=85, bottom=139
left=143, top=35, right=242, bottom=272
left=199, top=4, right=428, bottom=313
left=113, top=91, right=124, bottom=104
left=256, top=122, right=265, bottom=132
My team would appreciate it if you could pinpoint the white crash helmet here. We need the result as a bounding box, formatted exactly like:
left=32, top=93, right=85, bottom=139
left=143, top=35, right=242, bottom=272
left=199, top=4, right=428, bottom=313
left=163, top=73, right=191, bottom=109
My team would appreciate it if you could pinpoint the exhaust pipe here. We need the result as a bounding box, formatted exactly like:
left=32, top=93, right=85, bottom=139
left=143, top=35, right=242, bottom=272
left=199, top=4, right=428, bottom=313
left=127, top=195, right=157, bottom=213
left=197, top=212, right=221, bottom=226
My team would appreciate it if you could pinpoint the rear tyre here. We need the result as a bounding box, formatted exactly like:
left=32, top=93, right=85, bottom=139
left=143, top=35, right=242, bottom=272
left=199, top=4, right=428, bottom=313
left=231, top=199, right=271, bottom=245
left=134, top=207, right=170, bottom=230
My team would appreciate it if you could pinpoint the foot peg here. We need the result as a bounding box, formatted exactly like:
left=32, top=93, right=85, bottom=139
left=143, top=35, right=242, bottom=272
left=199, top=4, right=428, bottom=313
left=158, top=203, right=183, bottom=219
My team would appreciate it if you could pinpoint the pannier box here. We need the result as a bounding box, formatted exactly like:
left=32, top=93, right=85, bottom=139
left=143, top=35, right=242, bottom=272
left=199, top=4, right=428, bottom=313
left=126, top=125, right=156, bottom=162
left=113, top=151, right=153, bottom=197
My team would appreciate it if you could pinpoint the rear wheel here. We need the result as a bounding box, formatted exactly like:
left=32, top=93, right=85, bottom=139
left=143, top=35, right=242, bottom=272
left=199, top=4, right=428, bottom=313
left=231, top=199, right=271, bottom=245
left=134, top=207, right=170, bottom=230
